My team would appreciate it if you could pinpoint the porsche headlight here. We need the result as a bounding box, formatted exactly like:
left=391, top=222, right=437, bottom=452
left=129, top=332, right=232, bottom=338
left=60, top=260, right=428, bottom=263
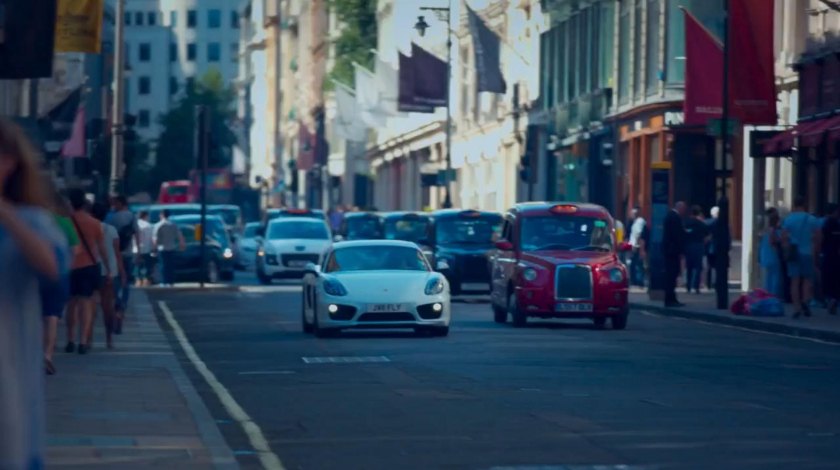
left=323, top=278, right=348, bottom=296
left=425, top=277, right=445, bottom=295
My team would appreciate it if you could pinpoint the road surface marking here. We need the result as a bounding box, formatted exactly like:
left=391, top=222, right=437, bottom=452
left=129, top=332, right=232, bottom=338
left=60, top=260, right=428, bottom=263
left=159, top=301, right=285, bottom=470
left=302, top=356, right=391, bottom=364
left=639, top=310, right=840, bottom=346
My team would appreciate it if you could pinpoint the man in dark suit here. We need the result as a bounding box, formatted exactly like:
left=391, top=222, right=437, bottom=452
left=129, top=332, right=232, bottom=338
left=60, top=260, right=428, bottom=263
left=663, top=201, right=687, bottom=307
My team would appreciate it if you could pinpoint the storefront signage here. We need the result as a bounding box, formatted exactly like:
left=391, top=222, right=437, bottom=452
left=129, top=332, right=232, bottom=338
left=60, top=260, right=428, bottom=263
left=749, top=129, right=784, bottom=158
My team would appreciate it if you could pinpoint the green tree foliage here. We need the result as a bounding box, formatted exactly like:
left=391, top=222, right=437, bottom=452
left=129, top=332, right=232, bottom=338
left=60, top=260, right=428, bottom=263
left=153, top=69, right=237, bottom=189
left=326, top=0, right=378, bottom=89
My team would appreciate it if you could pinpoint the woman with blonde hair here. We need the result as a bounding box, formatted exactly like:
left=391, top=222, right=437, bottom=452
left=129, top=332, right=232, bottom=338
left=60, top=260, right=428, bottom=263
left=0, top=118, right=68, bottom=470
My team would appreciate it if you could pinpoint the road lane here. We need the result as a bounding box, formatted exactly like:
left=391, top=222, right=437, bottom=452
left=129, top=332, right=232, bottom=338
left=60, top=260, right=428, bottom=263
left=150, top=282, right=840, bottom=470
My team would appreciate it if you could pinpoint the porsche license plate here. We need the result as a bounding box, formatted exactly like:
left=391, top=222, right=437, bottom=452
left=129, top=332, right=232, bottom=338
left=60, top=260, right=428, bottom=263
left=555, top=303, right=593, bottom=313
left=368, top=304, right=403, bottom=313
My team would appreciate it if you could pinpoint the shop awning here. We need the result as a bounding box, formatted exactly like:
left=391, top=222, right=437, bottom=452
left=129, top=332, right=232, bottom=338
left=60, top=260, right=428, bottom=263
left=799, top=114, right=840, bottom=148
left=762, top=128, right=795, bottom=155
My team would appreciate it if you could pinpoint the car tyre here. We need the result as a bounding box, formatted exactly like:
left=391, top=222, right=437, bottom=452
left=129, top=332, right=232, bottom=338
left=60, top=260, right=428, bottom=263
left=257, top=267, right=272, bottom=285
left=508, top=292, right=527, bottom=327
left=611, top=310, right=629, bottom=330
left=432, top=326, right=450, bottom=337
left=493, top=303, right=508, bottom=324
left=220, top=270, right=235, bottom=282
left=593, top=316, right=607, bottom=329
left=313, top=306, right=337, bottom=338
left=301, top=290, right=313, bottom=334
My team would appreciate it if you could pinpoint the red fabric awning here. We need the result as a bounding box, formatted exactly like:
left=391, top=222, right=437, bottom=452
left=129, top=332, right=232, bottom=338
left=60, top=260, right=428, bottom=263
left=827, top=116, right=840, bottom=145
left=799, top=115, right=840, bottom=148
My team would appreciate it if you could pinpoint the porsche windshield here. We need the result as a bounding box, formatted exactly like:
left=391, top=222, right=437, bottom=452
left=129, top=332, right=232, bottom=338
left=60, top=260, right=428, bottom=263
left=436, top=216, right=501, bottom=245
left=326, top=246, right=430, bottom=272
left=384, top=217, right=430, bottom=242
left=267, top=221, right=329, bottom=240
left=520, top=216, right=613, bottom=252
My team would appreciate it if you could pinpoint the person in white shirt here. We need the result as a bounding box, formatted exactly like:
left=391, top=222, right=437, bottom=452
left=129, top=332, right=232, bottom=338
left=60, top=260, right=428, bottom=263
left=93, top=203, right=125, bottom=348
left=134, top=211, right=155, bottom=286
left=628, top=207, right=647, bottom=287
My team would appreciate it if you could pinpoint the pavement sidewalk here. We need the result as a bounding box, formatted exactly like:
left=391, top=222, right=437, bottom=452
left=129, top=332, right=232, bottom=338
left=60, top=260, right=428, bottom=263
left=45, top=289, right=238, bottom=469
left=630, top=289, right=840, bottom=343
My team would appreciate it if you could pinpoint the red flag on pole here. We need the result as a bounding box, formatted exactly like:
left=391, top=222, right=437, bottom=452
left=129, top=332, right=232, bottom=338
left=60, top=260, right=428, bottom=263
left=61, top=106, right=86, bottom=158
left=728, top=0, right=776, bottom=125
left=683, top=9, right=723, bottom=126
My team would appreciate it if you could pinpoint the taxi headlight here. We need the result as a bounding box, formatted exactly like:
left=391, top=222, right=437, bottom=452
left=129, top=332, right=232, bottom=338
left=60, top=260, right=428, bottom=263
left=425, top=277, right=445, bottom=295
left=607, top=267, right=624, bottom=283
left=223, top=248, right=233, bottom=259
left=522, top=267, right=538, bottom=282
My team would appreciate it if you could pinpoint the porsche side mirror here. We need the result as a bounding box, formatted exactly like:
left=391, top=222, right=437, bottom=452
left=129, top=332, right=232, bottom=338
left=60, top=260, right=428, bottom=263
left=495, top=240, right=514, bottom=251
left=436, top=259, right=450, bottom=271
left=333, top=234, right=344, bottom=242
left=304, top=263, right=320, bottom=276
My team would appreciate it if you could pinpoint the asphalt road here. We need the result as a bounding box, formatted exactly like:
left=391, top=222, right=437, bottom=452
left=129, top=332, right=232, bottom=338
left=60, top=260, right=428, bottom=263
left=149, top=273, right=840, bottom=470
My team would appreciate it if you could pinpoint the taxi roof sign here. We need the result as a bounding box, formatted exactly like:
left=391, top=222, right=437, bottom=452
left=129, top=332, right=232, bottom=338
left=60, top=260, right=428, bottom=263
left=460, top=210, right=481, bottom=218
left=550, top=204, right=578, bottom=214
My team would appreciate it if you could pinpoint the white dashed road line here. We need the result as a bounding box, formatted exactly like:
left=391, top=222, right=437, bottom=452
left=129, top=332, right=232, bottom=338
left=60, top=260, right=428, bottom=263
left=159, top=301, right=286, bottom=470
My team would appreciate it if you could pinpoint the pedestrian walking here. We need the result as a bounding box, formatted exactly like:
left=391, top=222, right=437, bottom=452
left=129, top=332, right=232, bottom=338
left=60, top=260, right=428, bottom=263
left=66, top=189, right=111, bottom=354
left=0, top=117, right=64, bottom=470
left=782, top=196, right=820, bottom=318
left=684, top=205, right=710, bottom=294
left=628, top=207, right=647, bottom=287
left=93, top=202, right=126, bottom=348
left=135, top=210, right=155, bottom=286
left=41, top=187, right=78, bottom=375
left=759, top=207, right=783, bottom=298
left=663, top=201, right=687, bottom=307
left=154, top=209, right=185, bottom=286
left=106, top=195, right=138, bottom=319
left=820, top=203, right=840, bottom=315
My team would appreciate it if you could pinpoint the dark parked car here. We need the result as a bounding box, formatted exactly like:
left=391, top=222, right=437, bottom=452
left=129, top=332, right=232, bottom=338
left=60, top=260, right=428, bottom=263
left=431, top=209, right=502, bottom=295
left=170, top=215, right=235, bottom=281
left=336, top=212, right=384, bottom=241
left=381, top=211, right=434, bottom=262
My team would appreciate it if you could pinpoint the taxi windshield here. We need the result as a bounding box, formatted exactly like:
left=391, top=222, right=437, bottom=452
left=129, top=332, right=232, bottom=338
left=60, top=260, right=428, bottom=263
left=345, top=216, right=383, bottom=240
left=326, top=245, right=429, bottom=272
left=520, top=216, right=613, bottom=252
left=436, top=216, right=501, bottom=245
left=384, top=217, right=430, bottom=243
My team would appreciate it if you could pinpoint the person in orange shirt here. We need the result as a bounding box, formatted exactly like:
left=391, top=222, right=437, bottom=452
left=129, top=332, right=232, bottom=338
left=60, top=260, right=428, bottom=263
left=65, top=189, right=111, bottom=355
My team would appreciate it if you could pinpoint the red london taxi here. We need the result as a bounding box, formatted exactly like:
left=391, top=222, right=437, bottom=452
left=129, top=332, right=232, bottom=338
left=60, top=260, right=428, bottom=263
left=489, top=202, right=631, bottom=329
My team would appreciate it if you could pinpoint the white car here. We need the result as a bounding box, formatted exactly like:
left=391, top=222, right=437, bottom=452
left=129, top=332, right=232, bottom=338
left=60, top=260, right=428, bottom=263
left=301, top=240, right=451, bottom=337
left=256, top=218, right=332, bottom=284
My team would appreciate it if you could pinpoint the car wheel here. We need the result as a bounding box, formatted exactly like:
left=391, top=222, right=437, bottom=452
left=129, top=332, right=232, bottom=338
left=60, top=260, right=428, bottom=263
left=312, top=305, right=337, bottom=338
left=593, top=317, right=607, bottom=329
left=220, top=270, right=235, bottom=281
left=206, top=260, right=220, bottom=284
left=508, top=292, right=527, bottom=327
left=492, top=303, right=508, bottom=324
left=611, top=310, right=629, bottom=330
left=257, top=267, right=272, bottom=285
left=432, top=326, right=449, bottom=337
left=301, top=290, right=314, bottom=334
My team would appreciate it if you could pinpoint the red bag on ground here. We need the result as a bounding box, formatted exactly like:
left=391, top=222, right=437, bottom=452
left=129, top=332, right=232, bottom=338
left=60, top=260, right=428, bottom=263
left=731, top=288, right=774, bottom=315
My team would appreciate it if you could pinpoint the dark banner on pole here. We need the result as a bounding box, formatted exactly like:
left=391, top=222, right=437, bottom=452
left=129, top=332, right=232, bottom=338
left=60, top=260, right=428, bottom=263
left=0, top=0, right=57, bottom=78
left=683, top=9, right=723, bottom=126
left=410, top=43, right=447, bottom=107
left=466, top=5, right=506, bottom=94
left=397, top=52, right=435, bottom=113
left=728, top=0, right=776, bottom=125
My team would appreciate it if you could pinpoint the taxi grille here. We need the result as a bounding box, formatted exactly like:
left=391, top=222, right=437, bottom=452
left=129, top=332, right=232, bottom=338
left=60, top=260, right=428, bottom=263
left=461, top=255, right=489, bottom=281
left=555, top=265, right=593, bottom=300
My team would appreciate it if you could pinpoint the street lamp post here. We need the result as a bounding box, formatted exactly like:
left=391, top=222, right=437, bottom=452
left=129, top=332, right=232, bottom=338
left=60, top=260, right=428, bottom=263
left=415, top=1, right=453, bottom=209
left=109, top=0, right=126, bottom=195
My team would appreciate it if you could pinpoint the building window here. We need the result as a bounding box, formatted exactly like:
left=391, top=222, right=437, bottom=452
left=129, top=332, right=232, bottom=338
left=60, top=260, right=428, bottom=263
left=231, top=11, right=239, bottom=28
left=555, top=22, right=566, bottom=104
left=169, top=43, right=177, bottom=61
left=139, top=76, right=151, bottom=95
left=567, top=17, right=578, bottom=99
left=208, top=9, right=221, bottom=28
left=170, top=10, right=177, bottom=27
left=618, top=0, right=631, bottom=105
left=633, top=0, right=644, bottom=97
left=208, top=42, right=221, bottom=62
left=148, top=12, right=157, bottom=26
left=187, top=43, right=197, bottom=61
left=231, top=43, right=239, bottom=62
left=599, top=1, right=615, bottom=88
left=124, top=11, right=131, bottom=25
left=170, top=77, right=179, bottom=95
left=138, top=110, right=150, bottom=128
left=645, top=0, right=661, bottom=95
left=187, top=9, right=197, bottom=28
left=139, top=43, right=151, bottom=62
left=134, top=11, right=144, bottom=26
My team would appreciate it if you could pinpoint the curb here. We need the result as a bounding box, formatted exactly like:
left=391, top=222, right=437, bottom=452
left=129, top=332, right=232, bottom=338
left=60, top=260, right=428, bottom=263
left=132, top=290, right=240, bottom=470
left=632, top=302, right=840, bottom=344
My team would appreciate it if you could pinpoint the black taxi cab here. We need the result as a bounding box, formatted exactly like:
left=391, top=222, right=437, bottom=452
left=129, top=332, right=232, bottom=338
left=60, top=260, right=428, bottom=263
left=381, top=211, right=434, bottom=260
left=489, top=202, right=630, bottom=329
left=336, top=212, right=384, bottom=241
left=431, top=209, right=502, bottom=295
